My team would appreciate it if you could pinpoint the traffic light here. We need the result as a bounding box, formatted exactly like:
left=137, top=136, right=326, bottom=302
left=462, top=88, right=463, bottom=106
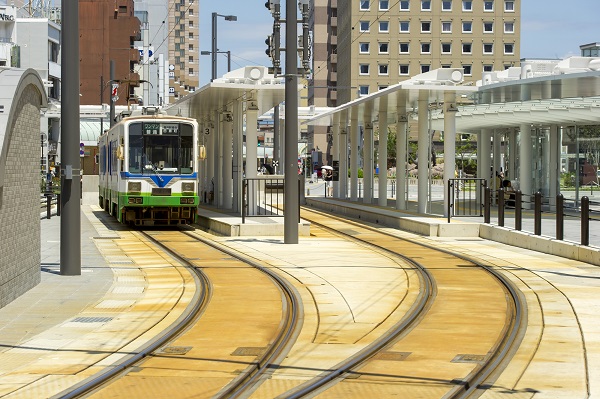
left=265, top=35, right=273, bottom=57
left=264, top=0, right=280, bottom=16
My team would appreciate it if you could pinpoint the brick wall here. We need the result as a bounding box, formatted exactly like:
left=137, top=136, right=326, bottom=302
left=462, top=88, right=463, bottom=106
left=0, top=86, right=42, bottom=308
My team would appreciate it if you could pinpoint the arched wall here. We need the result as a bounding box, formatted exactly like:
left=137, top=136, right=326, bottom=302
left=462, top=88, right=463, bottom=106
left=0, top=69, right=47, bottom=309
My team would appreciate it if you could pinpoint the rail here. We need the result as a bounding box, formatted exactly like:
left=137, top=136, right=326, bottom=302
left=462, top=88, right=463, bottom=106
left=447, top=178, right=487, bottom=222
left=242, top=176, right=301, bottom=223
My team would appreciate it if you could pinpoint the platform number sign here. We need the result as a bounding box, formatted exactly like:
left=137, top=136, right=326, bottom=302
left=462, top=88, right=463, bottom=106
left=111, top=83, right=119, bottom=102
left=80, top=142, right=85, bottom=157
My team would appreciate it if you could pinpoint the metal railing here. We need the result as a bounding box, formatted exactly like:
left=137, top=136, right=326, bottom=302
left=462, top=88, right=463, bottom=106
left=447, top=178, right=487, bottom=222
left=242, top=176, right=287, bottom=223
left=482, top=188, right=598, bottom=246
left=40, top=193, right=60, bottom=219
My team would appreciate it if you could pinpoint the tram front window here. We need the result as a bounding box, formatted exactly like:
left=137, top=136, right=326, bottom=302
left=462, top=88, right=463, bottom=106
left=128, top=122, right=194, bottom=174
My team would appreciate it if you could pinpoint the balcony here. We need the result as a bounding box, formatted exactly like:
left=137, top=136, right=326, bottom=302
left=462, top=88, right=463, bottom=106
left=330, top=53, right=337, bottom=64
left=328, top=71, right=337, bottom=82
left=330, top=16, right=337, bottom=27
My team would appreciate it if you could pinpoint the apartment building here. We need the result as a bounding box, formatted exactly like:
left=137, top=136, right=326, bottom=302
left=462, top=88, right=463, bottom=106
left=336, top=0, right=521, bottom=104
left=167, top=0, right=199, bottom=100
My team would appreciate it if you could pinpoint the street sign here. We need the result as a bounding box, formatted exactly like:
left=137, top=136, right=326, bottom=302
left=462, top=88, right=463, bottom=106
left=111, top=83, right=119, bottom=103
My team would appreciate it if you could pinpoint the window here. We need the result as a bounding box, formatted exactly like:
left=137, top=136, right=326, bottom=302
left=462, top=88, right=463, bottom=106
left=504, top=21, right=514, bottom=33
left=400, top=21, right=410, bottom=32
left=441, top=43, right=452, bottom=53
left=504, top=1, right=514, bottom=11
left=484, top=1, right=493, bottom=11
left=189, top=67, right=194, bottom=75
left=360, top=0, right=370, bottom=10
left=441, top=64, right=452, bottom=68
left=483, top=64, right=494, bottom=72
left=118, top=5, right=127, bottom=13
left=359, top=42, right=370, bottom=53
left=400, top=0, right=410, bottom=10
left=442, top=0, right=452, bottom=10
left=189, top=8, right=194, bottom=15
left=421, top=0, right=431, bottom=10
left=189, top=55, right=194, bottom=62
left=379, top=21, right=389, bottom=32
left=463, top=64, right=472, bottom=75
left=442, top=21, right=452, bottom=33
left=483, top=22, right=493, bottom=32
left=421, top=43, right=431, bottom=53
left=462, top=21, right=472, bottom=33
left=421, top=64, right=431, bottom=73
left=379, top=42, right=389, bottom=53
left=462, top=42, right=472, bottom=53
left=379, top=0, right=389, bottom=10
left=379, top=64, right=389, bottom=75
left=188, top=20, right=193, bottom=27
left=483, top=43, right=493, bottom=54
left=360, top=21, right=370, bottom=32
left=399, top=42, right=409, bottom=53
left=421, top=21, right=431, bottom=32
left=379, top=85, right=388, bottom=91
left=189, top=32, right=194, bottom=38
left=504, top=43, right=514, bottom=54
left=462, top=0, right=472, bottom=11
left=359, top=64, right=370, bottom=75
left=359, top=85, right=369, bottom=96
left=399, top=64, right=409, bottom=75
left=189, top=43, right=194, bottom=50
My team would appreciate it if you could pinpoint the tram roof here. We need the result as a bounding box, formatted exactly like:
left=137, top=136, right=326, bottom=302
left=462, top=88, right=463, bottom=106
left=164, top=66, right=285, bottom=121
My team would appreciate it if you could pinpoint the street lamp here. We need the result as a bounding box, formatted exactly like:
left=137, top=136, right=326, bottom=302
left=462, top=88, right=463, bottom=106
left=211, top=12, right=237, bottom=81
left=201, top=50, right=231, bottom=74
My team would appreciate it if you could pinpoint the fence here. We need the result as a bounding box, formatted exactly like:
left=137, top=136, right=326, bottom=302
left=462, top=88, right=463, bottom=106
left=243, top=176, right=295, bottom=223
left=483, top=188, right=598, bottom=246
left=447, top=178, right=487, bottom=222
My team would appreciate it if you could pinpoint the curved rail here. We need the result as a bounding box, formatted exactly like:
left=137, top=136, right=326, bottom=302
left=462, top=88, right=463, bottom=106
left=280, top=207, right=527, bottom=399
left=181, top=230, right=304, bottom=399
left=53, top=231, right=212, bottom=399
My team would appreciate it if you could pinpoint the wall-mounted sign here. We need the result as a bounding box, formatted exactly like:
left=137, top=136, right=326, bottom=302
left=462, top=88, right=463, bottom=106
left=0, top=13, right=15, bottom=21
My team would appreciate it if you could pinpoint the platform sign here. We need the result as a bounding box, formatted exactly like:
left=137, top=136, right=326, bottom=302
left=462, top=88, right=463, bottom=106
left=80, top=142, right=85, bottom=157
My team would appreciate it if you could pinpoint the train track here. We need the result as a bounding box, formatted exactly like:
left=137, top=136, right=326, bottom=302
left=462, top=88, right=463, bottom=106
left=57, top=209, right=528, bottom=399
left=264, top=207, right=528, bottom=399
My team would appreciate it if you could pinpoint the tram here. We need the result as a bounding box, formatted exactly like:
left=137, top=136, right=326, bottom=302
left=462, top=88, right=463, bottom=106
left=98, top=108, right=199, bottom=225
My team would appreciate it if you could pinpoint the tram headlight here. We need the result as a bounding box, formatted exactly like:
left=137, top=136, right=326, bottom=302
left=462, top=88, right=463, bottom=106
left=182, top=182, right=195, bottom=194
left=128, top=182, right=142, bottom=193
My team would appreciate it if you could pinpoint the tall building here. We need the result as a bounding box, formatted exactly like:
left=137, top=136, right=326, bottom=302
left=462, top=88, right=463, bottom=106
left=79, top=0, right=142, bottom=107
left=335, top=0, right=521, bottom=104
left=133, top=0, right=199, bottom=104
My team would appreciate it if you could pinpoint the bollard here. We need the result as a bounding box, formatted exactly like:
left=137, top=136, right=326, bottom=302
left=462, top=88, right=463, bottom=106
left=556, top=194, right=564, bottom=240
left=46, top=194, right=52, bottom=219
left=515, top=190, right=522, bottom=231
left=534, top=192, right=542, bottom=236
left=498, top=188, right=505, bottom=227
left=484, top=187, right=491, bottom=224
left=581, top=196, right=589, bottom=246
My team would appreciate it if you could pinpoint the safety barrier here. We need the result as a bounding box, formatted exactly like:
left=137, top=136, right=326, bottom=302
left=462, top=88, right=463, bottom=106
left=483, top=188, right=597, bottom=246
left=242, top=176, right=301, bottom=224
left=447, top=178, right=487, bottom=223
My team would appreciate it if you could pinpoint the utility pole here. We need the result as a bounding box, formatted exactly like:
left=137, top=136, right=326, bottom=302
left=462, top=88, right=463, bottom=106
left=60, top=0, right=81, bottom=275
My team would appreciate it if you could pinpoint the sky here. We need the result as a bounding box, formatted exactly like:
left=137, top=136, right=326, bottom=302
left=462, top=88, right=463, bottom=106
left=198, top=0, right=600, bottom=87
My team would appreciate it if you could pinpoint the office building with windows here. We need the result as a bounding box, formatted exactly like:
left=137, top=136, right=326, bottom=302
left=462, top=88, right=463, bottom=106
left=336, top=0, right=521, bottom=104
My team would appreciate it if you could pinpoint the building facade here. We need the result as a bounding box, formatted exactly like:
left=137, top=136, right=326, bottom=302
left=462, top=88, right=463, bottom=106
left=79, top=0, right=141, bottom=107
left=167, top=0, right=199, bottom=100
left=336, top=0, right=521, bottom=104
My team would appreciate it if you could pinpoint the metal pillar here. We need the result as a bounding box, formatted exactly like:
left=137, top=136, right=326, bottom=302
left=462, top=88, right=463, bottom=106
left=332, top=113, right=340, bottom=198
left=417, top=92, right=428, bottom=214
left=109, top=60, right=115, bottom=127
left=519, top=124, right=532, bottom=209
left=396, top=105, right=407, bottom=210
left=479, top=128, right=492, bottom=185
left=246, top=102, right=259, bottom=214
left=211, top=12, right=217, bottom=81
left=548, top=125, right=559, bottom=208
left=60, top=0, right=81, bottom=276
left=232, top=101, right=243, bottom=213
left=378, top=102, right=388, bottom=207
left=443, top=92, right=457, bottom=218
left=273, top=104, right=280, bottom=171
left=350, top=109, right=359, bottom=201
left=363, top=113, right=373, bottom=204
left=284, top=0, right=299, bottom=243
left=223, top=110, right=233, bottom=209
left=339, top=111, right=348, bottom=199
